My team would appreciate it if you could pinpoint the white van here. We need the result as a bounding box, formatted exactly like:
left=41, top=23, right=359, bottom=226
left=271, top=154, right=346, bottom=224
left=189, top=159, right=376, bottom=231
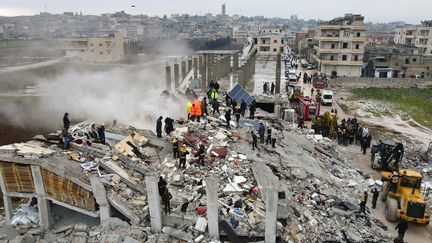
left=322, top=90, right=333, bottom=105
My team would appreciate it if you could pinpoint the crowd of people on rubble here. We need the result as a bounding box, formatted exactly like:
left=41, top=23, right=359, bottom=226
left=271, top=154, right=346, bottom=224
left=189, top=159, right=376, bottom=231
left=154, top=79, right=285, bottom=176
left=335, top=116, right=373, bottom=154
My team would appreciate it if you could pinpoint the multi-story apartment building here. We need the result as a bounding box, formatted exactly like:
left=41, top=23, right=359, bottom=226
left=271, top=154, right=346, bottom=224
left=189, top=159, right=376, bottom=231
left=253, top=35, right=286, bottom=55
left=311, top=14, right=367, bottom=77
left=62, top=34, right=124, bottom=63
left=394, top=20, right=432, bottom=56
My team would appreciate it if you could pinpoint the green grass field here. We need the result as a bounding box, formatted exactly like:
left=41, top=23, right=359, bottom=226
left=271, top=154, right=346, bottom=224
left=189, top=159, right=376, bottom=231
left=0, top=39, right=59, bottom=48
left=352, top=88, right=432, bottom=129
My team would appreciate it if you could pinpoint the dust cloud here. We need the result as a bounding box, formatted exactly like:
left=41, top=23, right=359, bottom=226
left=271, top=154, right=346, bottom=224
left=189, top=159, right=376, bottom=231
left=0, top=62, right=185, bottom=131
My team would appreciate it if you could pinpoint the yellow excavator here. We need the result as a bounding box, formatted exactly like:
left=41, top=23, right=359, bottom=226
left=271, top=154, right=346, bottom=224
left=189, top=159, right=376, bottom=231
left=311, top=111, right=337, bottom=138
left=381, top=169, right=430, bottom=224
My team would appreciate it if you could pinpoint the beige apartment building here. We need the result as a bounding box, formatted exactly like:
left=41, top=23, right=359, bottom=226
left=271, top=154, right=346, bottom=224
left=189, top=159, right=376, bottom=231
left=311, top=14, right=367, bottom=77
left=63, top=34, right=124, bottom=63
left=254, top=35, right=286, bottom=55
left=394, top=20, right=432, bottom=56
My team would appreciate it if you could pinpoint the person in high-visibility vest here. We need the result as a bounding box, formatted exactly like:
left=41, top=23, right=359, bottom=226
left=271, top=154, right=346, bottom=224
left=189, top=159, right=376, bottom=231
left=210, top=89, right=219, bottom=101
left=186, top=101, right=192, bottom=120
left=194, top=99, right=202, bottom=122
left=190, top=103, right=197, bottom=121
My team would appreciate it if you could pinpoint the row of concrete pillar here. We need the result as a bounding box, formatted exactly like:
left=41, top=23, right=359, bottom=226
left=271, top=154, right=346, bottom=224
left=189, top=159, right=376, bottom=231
left=165, top=53, right=240, bottom=91
left=145, top=174, right=278, bottom=242
left=237, top=55, right=256, bottom=88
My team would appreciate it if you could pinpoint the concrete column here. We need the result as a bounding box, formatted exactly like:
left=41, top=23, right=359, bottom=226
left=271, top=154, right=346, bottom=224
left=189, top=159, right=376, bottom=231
left=244, top=61, right=249, bottom=84
left=181, top=61, right=187, bottom=81
left=193, top=57, right=198, bottom=79
left=275, top=54, right=281, bottom=94
left=165, top=65, right=172, bottom=91
left=31, top=165, right=51, bottom=228
left=264, top=187, right=278, bottom=243
left=201, top=55, right=207, bottom=88
left=206, top=178, right=219, bottom=240
left=188, top=58, right=193, bottom=72
left=145, top=174, right=162, bottom=232
left=0, top=170, right=13, bottom=224
left=90, top=176, right=111, bottom=223
left=174, top=63, right=180, bottom=88
left=238, top=67, right=244, bottom=87
left=233, top=53, right=239, bottom=71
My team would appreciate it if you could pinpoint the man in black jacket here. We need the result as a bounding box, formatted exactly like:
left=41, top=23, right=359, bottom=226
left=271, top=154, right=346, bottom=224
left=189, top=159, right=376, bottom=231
left=395, top=219, right=408, bottom=240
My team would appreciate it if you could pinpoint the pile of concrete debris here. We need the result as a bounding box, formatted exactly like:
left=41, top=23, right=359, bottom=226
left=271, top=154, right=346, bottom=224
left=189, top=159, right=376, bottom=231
left=1, top=102, right=412, bottom=242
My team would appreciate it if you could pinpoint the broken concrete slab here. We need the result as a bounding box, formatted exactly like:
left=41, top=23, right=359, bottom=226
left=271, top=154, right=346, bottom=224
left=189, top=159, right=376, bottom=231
left=162, top=227, right=193, bottom=242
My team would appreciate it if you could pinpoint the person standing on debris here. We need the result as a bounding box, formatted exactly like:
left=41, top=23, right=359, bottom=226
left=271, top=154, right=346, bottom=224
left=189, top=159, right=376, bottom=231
left=249, top=99, right=256, bottom=119
left=162, top=189, right=173, bottom=215
left=158, top=176, right=167, bottom=196
left=395, top=219, right=408, bottom=240
left=251, top=131, right=259, bottom=150
left=187, top=100, right=192, bottom=120
left=263, top=82, right=268, bottom=94
left=271, top=126, right=279, bottom=148
left=225, top=109, right=232, bottom=129
left=266, top=125, right=272, bottom=145
left=362, top=126, right=369, bottom=138
left=359, top=190, right=368, bottom=213
left=201, top=97, right=208, bottom=116
left=156, top=116, right=163, bottom=138
left=258, top=123, right=265, bottom=144
left=164, top=117, right=174, bottom=135
left=240, top=99, right=247, bottom=117
left=196, top=144, right=206, bottom=166
left=225, top=92, right=231, bottom=107
left=62, top=128, right=73, bottom=149
left=311, top=87, right=315, bottom=96
left=190, top=103, right=197, bottom=121
left=271, top=82, right=275, bottom=94
left=355, top=127, right=363, bottom=146
left=361, top=135, right=369, bottom=155
left=234, top=104, right=241, bottom=124
left=178, top=145, right=189, bottom=169
left=371, top=187, right=379, bottom=209
left=172, top=138, right=179, bottom=159
left=212, top=100, right=221, bottom=116
left=63, top=113, right=70, bottom=129
left=97, top=124, right=105, bottom=144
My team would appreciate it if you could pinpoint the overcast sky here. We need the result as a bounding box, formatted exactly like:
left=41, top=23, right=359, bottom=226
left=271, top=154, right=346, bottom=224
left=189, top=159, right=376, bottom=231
left=0, top=0, right=431, bottom=24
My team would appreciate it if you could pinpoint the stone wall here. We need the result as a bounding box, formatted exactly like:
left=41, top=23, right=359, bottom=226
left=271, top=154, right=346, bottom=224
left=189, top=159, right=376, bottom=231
left=329, top=77, right=432, bottom=88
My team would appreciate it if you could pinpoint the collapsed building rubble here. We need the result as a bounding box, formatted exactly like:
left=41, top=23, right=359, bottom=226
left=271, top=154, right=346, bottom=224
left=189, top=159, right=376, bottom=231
left=0, top=96, right=430, bottom=242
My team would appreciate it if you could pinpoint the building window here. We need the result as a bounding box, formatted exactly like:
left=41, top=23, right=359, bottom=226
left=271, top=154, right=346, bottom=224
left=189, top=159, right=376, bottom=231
left=405, top=58, right=409, bottom=64
left=342, top=55, right=347, bottom=61
left=100, top=52, right=103, bottom=55
left=331, top=44, right=335, bottom=49
left=262, top=40, right=266, bottom=44
left=342, top=43, right=348, bottom=49
left=274, top=39, right=277, bottom=43
left=91, top=50, right=94, bottom=52
left=281, top=39, right=284, bottom=44
left=357, top=32, right=361, bottom=37
left=90, top=43, right=93, bottom=46
left=280, top=47, right=284, bottom=52
left=81, top=50, right=84, bottom=52
left=355, top=44, right=360, bottom=49
left=413, top=58, right=417, bottom=62
left=99, top=43, right=102, bottom=47
left=330, top=56, right=334, bottom=60
left=107, top=43, right=110, bottom=47
left=354, top=55, right=359, bottom=61
left=273, top=48, right=277, bottom=52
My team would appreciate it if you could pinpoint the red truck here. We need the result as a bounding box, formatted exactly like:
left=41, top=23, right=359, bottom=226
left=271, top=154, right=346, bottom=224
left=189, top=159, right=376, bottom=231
left=312, top=76, right=328, bottom=89
left=298, top=96, right=320, bottom=120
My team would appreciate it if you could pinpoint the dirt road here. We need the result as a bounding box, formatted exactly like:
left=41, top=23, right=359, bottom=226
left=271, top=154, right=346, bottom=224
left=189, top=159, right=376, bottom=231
left=347, top=145, right=432, bottom=242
